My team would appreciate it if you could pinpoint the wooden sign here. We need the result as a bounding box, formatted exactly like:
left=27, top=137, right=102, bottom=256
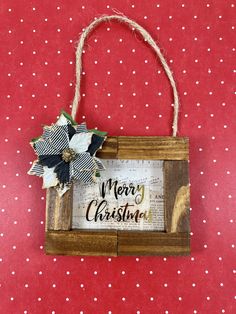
left=36, top=15, right=191, bottom=256
left=45, top=136, right=190, bottom=256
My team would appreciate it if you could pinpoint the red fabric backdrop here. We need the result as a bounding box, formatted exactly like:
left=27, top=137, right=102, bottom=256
left=0, top=1, right=235, bottom=313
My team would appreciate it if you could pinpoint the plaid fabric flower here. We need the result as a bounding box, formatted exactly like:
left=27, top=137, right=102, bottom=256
left=28, top=111, right=106, bottom=196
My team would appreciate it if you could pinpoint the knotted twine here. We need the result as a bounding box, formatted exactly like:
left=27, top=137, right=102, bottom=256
left=71, top=15, right=180, bottom=137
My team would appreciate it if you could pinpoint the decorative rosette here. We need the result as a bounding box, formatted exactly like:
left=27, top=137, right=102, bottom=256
left=28, top=111, right=106, bottom=196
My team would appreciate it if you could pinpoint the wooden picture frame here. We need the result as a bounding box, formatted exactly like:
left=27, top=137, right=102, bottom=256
left=45, top=136, right=190, bottom=256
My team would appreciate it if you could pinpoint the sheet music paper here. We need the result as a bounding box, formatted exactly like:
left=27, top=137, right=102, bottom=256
left=72, top=160, right=164, bottom=231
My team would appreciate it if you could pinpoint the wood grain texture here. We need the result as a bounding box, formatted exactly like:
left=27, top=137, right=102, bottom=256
left=118, top=231, right=190, bottom=255
left=46, top=187, right=73, bottom=231
left=164, top=161, right=190, bottom=233
left=117, top=136, right=189, bottom=160
left=96, top=136, right=118, bottom=158
left=45, top=230, right=117, bottom=256
left=97, top=136, right=189, bottom=160
left=171, top=185, right=190, bottom=232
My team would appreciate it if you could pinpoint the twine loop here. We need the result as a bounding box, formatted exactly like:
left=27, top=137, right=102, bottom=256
left=71, top=15, right=180, bottom=137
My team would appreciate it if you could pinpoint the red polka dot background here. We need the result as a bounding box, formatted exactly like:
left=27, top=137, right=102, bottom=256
left=0, top=1, right=235, bottom=313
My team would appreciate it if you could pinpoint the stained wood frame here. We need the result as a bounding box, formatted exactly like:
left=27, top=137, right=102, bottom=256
left=45, top=136, right=190, bottom=256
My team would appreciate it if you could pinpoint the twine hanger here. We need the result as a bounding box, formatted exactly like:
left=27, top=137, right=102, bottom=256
left=71, top=15, right=180, bottom=137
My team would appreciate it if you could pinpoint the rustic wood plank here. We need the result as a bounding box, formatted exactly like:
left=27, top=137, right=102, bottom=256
left=118, top=231, right=190, bottom=255
left=45, top=230, right=117, bottom=256
left=46, top=187, right=73, bottom=231
left=164, top=161, right=190, bottom=233
left=117, top=136, right=189, bottom=160
left=96, top=136, right=118, bottom=159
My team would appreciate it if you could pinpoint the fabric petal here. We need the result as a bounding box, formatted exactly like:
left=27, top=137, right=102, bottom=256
left=54, top=161, right=70, bottom=185
left=42, top=126, right=51, bottom=139
left=75, top=170, right=95, bottom=184
left=87, top=134, right=105, bottom=156
left=56, top=113, right=72, bottom=126
left=70, top=164, right=95, bottom=183
left=33, top=139, right=60, bottom=155
left=73, top=152, right=96, bottom=171
left=75, top=122, right=87, bottom=134
left=69, top=133, right=92, bottom=154
left=49, top=125, right=69, bottom=152
left=42, top=125, right=67, bottom=141
left=28, top=161, right=44, bottom=176
left=71, top=153, right=96, bottom=180
left=42, top=166, right=59, bottom=188
left=39, top=155, right=62, bottom=168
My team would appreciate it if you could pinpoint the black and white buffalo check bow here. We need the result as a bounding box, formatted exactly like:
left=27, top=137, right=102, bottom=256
left=28, top=111, right=106, bottom=196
